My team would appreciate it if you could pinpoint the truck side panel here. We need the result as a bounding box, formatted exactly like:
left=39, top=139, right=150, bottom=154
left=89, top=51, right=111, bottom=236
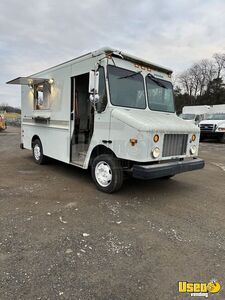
left=21, top=55, right=104, bottom=165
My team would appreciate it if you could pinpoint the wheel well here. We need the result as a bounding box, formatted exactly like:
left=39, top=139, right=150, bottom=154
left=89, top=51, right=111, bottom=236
left=89, top=145, right=116, bottom=166
left=31, top=135, right=41, bottom=148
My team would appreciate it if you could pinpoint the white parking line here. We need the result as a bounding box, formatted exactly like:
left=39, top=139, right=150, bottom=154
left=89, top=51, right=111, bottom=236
left=210, top=162, right=225, bottom=172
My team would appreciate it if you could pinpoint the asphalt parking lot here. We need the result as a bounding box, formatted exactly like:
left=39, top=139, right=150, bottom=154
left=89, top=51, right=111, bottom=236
left=0, top=127, right=225, bottom=300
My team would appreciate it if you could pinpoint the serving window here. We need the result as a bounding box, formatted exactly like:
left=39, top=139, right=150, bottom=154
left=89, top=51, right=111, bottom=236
left=34, top=83, right=50, bottom=110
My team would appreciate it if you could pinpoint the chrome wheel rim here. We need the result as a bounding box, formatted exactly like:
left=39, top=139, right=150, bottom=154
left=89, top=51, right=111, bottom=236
left=34, top=144, right=41, bottom=161
left=95, top=161, right=112, bottom=187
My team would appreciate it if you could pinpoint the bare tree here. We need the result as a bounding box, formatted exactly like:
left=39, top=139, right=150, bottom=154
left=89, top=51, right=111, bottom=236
left=198, top=59, right=217, bottom=96
left=178, top=70, right=192, bottom=96
left=175, top=52, right=225, bottom=109
left=213, top=53, right=225, bottom=79
left=189, top=63, right=202, bottom=97
left=177, top=54, right=223, bottom=98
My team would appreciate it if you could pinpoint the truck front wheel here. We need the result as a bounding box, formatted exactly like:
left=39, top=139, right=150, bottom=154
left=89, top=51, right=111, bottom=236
left=91, top=154, right=123, bottom=193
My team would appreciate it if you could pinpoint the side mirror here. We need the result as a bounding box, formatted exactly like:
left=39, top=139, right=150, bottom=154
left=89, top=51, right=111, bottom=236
left=89, top=70, right=99, bottom=94
left=89, top=93, right=100, bottom=105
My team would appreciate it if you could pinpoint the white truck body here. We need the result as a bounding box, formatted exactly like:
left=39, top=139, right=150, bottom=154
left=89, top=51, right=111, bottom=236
left=181, top=105, right=211, bottom=125
left=7, top=47, right=204, bottom=192
left=182, top=104, right=225, bottom=117
left=210, top=104, right=225, bottom=114
left=182, top=105, right=211, bottom=115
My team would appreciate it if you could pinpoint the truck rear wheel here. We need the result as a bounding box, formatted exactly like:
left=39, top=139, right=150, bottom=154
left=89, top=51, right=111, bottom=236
left=32, top=139, right=47, bottom=165
left=91, top=154, right=123, bottom=193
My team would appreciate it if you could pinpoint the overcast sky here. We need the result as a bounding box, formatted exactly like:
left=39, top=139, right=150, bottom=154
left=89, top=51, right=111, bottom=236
left=1, top=0, right=225, bottom=107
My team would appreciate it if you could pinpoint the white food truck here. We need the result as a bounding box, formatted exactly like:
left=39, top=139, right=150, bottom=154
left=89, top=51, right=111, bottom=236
left=7, top=47, right=204, bottom=193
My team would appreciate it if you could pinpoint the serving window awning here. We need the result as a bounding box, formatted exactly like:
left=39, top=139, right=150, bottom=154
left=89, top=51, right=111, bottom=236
left=6, top=77, right=49, bottom=85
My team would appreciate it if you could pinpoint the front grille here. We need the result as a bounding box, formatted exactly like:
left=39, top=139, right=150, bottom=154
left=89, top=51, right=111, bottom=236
left=162, top=134, right=188, bottom=157
left=199, top=124, right=215, bottom=132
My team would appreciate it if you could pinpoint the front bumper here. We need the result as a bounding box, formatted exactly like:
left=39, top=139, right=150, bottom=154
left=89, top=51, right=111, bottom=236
left=200, top=131, right=223, bottom=139
left=132, top=158, right=205, bottom=180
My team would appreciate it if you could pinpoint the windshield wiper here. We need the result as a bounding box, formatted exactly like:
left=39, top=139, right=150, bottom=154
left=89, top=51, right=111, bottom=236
left=147, top=73, right=167, bottom=89
left=119, top=71, right=142, bottom=80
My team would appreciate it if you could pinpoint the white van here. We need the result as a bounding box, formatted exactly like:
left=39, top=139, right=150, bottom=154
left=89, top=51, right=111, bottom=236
left=7, top=47, right=204, bottom=193
left=179, top=113, right=204, bottom=125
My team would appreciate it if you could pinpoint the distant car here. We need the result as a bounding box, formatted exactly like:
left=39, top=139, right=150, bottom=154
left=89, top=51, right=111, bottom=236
left=179, top=113, right=204, bottom=125
left=199, top=113, right=225, bottom=142
left=0, top=114, right=6, bottom=130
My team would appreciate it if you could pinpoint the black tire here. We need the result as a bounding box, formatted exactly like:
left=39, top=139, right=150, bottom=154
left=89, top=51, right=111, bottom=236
left=32, top=139, right=47, bottom=165
left=220, top=133, right=225, bottom=143
left=91, top=154, right=123, bottom=193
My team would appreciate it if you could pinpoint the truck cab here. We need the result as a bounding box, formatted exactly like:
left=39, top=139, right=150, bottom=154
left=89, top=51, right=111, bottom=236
left=7, top=47, right=204, bottom=193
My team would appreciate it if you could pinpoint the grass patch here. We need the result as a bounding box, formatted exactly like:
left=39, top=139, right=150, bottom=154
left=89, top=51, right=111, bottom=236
left=4, top=112, right=21, bottom=120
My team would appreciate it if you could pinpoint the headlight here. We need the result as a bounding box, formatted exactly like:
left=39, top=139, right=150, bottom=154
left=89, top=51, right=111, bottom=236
left=152, top=147, right=160, bottom=158
left=217, top=127, right=225, bottom=131
left=190, top=145, right=197, bottom=155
